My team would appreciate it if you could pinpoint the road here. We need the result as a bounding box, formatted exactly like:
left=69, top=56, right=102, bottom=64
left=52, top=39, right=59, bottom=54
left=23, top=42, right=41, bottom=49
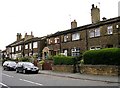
left=0, top=65, right=119, bottom=88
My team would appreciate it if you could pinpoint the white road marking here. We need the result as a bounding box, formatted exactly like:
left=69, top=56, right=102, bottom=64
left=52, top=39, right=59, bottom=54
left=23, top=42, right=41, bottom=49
left=19, top=78, right=43, bottom=86
left=2, top=73, right=14, bottom=78
left=0, top=82, right=10, bottom=88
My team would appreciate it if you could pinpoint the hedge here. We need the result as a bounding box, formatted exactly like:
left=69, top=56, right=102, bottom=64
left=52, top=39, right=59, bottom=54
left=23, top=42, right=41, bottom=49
left=53, top=55, right=74, bottom=65
left=83, top=48, right=120, bottom=65
left=17, top=57, right=30, bottom=62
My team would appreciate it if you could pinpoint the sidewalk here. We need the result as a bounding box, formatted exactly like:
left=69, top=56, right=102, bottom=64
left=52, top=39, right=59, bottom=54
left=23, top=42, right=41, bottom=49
left=39, top=70, right=119, bottom=83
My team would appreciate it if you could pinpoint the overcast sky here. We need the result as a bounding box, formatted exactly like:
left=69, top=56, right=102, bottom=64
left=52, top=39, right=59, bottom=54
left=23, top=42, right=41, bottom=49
left=0, top=0, right=119, bottom=50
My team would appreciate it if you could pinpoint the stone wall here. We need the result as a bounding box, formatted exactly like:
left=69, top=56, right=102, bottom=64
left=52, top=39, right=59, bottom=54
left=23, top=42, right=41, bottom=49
left=52, top=65, right=74, bottom=73
left=52, top=65, right=119, bottom=76
left=80, top=65, right=119, bottom=76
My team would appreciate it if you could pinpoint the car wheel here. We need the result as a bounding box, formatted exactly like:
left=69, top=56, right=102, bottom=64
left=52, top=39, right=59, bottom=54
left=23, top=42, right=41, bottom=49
left=6, top=67, right=9, bottom=71
left=3, top=67, right=5, bottom=70
left=23, top=69, right=26, bottom=74
left=35, top=71, right=38, bottom=74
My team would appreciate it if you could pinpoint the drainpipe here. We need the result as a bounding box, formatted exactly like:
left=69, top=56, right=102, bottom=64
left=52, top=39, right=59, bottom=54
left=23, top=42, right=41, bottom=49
left=85, top=29, right=88, bottom=50
left=59, top=35, right=62, bottom=54
left=117, top=25, right=120, bottom=48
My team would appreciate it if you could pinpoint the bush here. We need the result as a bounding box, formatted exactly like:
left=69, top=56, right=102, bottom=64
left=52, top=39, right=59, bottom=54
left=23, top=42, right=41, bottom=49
left=18, top=57, right=30, bottom=62
left=39, top=60, right=45, bottom=65
left=47, top=55, right=53, bottom=60
left=83, top=48, right=120, bottom=65
left=53, top=55, right=74, bottom=65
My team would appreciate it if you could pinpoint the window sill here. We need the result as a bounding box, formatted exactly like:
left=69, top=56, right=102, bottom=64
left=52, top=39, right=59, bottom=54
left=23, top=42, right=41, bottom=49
left=104, top=34, right=113, bottom=36
left=71, top=39, right=82, bottom=42
left=89, top=36, right=101, bottom=39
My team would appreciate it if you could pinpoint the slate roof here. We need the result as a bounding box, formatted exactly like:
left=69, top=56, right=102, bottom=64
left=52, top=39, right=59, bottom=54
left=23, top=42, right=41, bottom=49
left=47, top=16, right=120, bottom=38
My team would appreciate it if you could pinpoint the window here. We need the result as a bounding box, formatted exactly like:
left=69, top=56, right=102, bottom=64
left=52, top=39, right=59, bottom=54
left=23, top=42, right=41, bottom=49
left=8, top=48, right=11, bottom=53
left=48, top=39, right=52, bottom=44
left=90, top=47, right=95, bottom=50
left=29, top=43, right=32, bottom=49
left=106, top=44, right=113, bottom=48
left=16, top=46, right=18, bottom=51
left=63, top=49, right=68, bottom=56
left=116, top=25, right=119, bottom=29
left=54, top=37, right=60, bottom=43
left=47, top=39, right=50, bottom=44
left=89, top=28, right=100, bottom=38
left=95, top=28, right=100, bottom=37
left=71, top=48, right=80, bottom=56
left=33, top=42, right=37, bottom=48
left=12, top=47, right=14, bottom=52
left=89, top=30, right=94, bottom=38
left=19, top=45, right=21, bottom=51
left=72, top=33, right=80, bottom=41
left=90, top=46, right=101, bottom=50
left=25, top=44, right=28, bottom=49
left=107, top=26, right=113, bottom=34
left=64, top=35, right=68, bottom=42
left=96, top=46, right=101, bottom=50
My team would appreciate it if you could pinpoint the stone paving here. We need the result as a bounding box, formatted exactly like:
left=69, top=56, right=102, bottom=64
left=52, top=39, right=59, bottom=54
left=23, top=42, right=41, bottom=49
left=39, top=70, right=119, bottom=83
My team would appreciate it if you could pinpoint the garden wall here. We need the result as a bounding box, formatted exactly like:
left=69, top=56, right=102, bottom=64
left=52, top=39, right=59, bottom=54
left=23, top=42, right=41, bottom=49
left=80, top=65, right=119, bottom=76
left=52, top=65, right=74, bottom=73
left=52, top=65, right=119, bottom=76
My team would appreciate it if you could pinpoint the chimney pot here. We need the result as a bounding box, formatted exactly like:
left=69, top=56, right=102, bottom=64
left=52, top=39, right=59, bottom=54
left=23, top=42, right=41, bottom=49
left=31, top=31, right=33, bottom=36
left=92, top=4, right=94, bottom=8
left=102, top=17, right=107, bottom=20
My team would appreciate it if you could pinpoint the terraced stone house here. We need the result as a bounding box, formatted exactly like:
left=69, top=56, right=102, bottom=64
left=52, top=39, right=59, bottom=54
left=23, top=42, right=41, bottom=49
left=6, top=32, right=46, bottom=59
left=42, top=4, right=120, bottom=59
left=5, top=4, right=120, bottom=60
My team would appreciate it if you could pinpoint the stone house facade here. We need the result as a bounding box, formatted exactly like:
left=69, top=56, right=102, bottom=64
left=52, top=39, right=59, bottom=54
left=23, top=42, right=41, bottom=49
left=6, top=32, right=46, bottom=59
left=42, top=4, right=120, bottom=59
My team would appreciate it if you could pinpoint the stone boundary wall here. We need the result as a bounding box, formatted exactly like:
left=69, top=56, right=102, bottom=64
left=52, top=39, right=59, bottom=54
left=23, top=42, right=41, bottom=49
left=52, top=65, right=119, bottom=76
left=80, top=65, right=119, bottom=76
left=52, top=65, right=74, bottom=73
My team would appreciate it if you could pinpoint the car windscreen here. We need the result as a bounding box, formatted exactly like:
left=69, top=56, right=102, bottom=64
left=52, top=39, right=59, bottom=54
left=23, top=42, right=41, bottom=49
left=9, top=62, right=16, bottom=66
left=23, top=62, right=34, bottom=67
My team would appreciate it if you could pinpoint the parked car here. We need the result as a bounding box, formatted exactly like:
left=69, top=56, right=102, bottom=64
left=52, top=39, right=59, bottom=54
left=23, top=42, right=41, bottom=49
left=16, top=62, right=39, bottom=74
left=3, top=61, right=17, bottom=71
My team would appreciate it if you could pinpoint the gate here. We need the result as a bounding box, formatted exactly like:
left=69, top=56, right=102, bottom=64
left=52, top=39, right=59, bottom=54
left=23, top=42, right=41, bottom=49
left=42, top=60, right=53, bottom=70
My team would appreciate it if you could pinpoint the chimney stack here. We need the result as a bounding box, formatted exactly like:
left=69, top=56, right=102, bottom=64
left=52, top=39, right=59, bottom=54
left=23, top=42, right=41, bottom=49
left=71, top=20, right=77, bottom=29
left=91, top=4, right=100, bottom=23
left=17, top=33, right=22, bottom=41
left=31, top=31, right=33, bottom=36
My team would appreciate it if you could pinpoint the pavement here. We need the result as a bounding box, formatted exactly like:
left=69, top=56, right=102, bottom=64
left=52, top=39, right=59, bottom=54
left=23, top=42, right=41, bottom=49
left=39, top=70, right=120, bottom=84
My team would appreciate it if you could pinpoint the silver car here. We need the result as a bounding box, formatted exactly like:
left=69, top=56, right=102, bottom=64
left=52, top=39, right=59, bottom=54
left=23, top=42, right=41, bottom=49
left=3, top=61, right=17, bottom=71
left=16, top=62, right=39, bottom=74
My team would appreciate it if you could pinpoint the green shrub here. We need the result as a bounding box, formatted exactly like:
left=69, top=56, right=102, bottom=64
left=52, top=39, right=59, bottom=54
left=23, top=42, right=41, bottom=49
left=39, top=60, right=45, bottom=65
left=47, top=55, right=53, bottom=60
left=83, top=48, right=120, bottom=65
left=18, top=57, right=30, bottom=62
left=53, top=55, right=74, bottom=65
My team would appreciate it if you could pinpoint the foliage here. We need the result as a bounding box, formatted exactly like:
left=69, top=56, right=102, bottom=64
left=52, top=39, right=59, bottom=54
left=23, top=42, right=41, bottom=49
left=53, top=54, right=75, bottom=65
left=79, top=59, right=84, bottom=65
left=83, top=48, right=120, bottom=65
left=33, top=54, right=38, bottom=59
left=47, top=55, right=53, bottom=60
left=39, top=60, right=45, bottom=65
left=17, top=57, right=30, bottom=62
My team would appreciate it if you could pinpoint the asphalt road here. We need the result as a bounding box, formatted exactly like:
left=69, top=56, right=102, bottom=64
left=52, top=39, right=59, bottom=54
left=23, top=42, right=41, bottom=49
left=0, top=65, right=119, bottom=88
